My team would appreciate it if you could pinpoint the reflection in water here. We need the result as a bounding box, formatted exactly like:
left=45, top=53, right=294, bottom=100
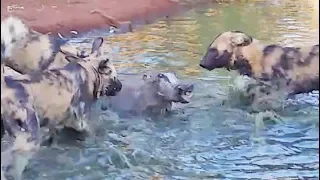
left=17, top=0, right=320, bottom=179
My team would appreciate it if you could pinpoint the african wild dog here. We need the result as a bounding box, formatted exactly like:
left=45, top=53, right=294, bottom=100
left=199, top=30, right=319, bottom=96
left=1, top=16, right=76, bottom=74
left=1, top=37, right=122, bottom=180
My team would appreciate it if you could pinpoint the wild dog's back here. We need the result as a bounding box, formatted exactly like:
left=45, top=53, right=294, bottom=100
left=1, top=16, right=68, bottom=74
left=10, top=69, right=77, bottom=124
left=286, top=45, right=319, bottom=94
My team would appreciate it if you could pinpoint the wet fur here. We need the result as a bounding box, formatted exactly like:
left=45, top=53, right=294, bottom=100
left=200, top=31, right=319, bottom=96
left=1, top=38, right=122, bottom=180
left=1, top=16, right=71, bottom=74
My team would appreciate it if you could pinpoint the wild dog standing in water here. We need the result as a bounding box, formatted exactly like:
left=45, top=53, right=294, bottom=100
left=1, top=37, right=122, bottom=180
left=1, top=16, right=76, bottom=74
left=199, top=30, right=319, bottom=96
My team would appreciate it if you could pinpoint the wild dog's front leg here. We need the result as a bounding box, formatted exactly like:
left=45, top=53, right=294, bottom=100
left=42, top=100, right=90, bottom=146
left=64, top=99, right=92, bottom=137
left=40, top=125, right=59, bottom=148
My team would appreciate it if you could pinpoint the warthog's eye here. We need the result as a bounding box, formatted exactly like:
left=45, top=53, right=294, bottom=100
left=177, top=86, right=184, bottom=95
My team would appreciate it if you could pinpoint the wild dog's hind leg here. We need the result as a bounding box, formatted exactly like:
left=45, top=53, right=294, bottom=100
left=2, top=108, right=40, bottom=180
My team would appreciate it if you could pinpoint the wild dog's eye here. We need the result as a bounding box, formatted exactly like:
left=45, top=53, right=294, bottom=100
left=103, top=67, right=112, bottom=75
left=77, top=50, right=89, bottom=58
left=158, top=73, right=164, bottom=78
left=98, top=59, right=112, bottom=74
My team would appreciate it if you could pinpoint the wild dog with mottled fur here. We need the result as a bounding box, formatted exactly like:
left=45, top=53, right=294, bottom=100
left=199, top=30, right=319, bottom=96
left=1, top=37, right=122, bottom=180
left=1, top=16, right=73, bottom=74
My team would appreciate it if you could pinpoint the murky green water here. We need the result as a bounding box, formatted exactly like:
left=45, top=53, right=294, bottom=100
left=24, top=0, right=319, bottom=179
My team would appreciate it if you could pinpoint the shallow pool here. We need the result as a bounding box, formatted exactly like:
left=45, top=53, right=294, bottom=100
left=24, top=0, right=319, bottom=179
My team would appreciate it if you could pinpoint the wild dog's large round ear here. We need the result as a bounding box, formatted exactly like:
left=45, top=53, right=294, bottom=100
left=65, top=55, right=80, bottom=62
left=98, top=59, right=110, bottom=74
left=91, top=37, right=104, bottom=54
left=230, top=31, right=253, bottom=47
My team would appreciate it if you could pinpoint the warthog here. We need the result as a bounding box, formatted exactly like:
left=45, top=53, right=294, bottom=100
left=105, top=72, right=194, bottom=116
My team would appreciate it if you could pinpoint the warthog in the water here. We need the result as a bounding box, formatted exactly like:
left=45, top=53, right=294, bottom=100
left=1, top=37, right=122, bottom=180
left=104, top=72, right=194, bottom=117
left=199, top=30, right=319, bottom=96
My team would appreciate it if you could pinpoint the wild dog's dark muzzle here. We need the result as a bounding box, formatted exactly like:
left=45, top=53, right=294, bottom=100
left=200, top=48, right=232, bottom=71
left=103, top=78, right=122, bottom=96
left=200, top=48, right=219, bottom=70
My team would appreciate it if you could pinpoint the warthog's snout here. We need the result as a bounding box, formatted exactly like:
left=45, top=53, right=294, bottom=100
left=176, top=83, right=194, bottom=104
left=103, top=78, right=122, bottom=96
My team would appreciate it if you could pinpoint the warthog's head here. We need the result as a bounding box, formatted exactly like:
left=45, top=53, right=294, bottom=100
left=142, top=72, right=194, bottom=104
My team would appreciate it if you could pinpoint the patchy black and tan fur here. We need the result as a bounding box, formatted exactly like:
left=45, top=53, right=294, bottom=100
left=1, top=37, right=122, bottom=180
left=199, top=30, right=319, bottom=96
left=1, top=16, right=72, bottom=74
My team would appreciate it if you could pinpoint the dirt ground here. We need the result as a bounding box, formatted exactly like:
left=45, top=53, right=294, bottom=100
left=1, top=0, right=181, bottom=36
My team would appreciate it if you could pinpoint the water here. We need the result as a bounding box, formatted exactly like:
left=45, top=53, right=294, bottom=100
left=9, top=0, right=320, bottom=179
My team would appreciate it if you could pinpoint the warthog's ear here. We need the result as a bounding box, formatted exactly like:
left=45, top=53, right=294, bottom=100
left=98, top=59, right=110, bottom=74
left=142, top=74, right=148, bottom=80
left=230, top=31, right=253, bottom=47
left=65, top=55, right=80, bottom=62
left=91, top=37, right=104, bottom=54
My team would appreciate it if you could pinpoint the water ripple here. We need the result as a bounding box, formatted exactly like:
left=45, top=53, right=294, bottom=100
left=8, top=0, right=319, bottom=179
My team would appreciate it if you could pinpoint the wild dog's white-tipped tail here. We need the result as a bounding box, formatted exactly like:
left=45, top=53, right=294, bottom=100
left=1, top=16, right=29, bottom=59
